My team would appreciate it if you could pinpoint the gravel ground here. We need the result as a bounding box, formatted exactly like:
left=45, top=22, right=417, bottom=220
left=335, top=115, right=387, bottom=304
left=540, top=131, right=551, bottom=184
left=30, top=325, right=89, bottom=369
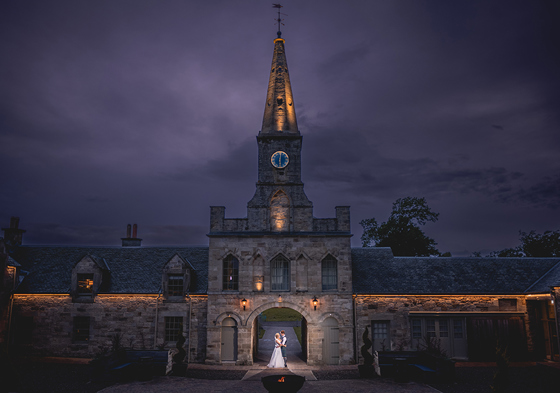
left=313, top=368, right=361, bottom=380
left=185, top=368, right=247, bottom=380
left=0, top=361, right=113, bottom=393
left=428, top=365, right=560, bottom=393
left=3, top=360, right=559, bottom=393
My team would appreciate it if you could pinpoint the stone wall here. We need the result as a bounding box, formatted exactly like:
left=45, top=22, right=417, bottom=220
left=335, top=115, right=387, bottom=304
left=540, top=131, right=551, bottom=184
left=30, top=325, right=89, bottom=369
left=11, top=294, right=208, bottom=360
left=354, top=294, right=531, bottom=362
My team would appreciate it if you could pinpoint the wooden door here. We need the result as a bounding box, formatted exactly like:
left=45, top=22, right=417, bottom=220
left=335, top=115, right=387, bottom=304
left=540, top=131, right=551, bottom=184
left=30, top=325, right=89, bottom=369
left=221, top=318, right=237, bottom=361
left=322, top=317, right=340, bottom=365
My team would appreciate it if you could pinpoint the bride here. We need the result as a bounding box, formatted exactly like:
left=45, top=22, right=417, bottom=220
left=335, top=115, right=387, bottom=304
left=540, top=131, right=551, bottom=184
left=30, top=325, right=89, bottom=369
left=267, top=333, right=285, bottom=368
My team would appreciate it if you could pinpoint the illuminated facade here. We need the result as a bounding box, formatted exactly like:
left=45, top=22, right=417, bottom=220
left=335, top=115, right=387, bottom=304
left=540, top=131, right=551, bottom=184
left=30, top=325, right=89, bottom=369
left=1, top=35, right=560, bottom=365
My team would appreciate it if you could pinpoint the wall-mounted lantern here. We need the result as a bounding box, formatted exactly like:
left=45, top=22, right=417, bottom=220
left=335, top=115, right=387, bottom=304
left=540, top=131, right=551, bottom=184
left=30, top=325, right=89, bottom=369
left=312, top=296, right=318, bottom=310
left=242, top=298, right=247, bottom=311
left=254, top=276, right=264, bottom=291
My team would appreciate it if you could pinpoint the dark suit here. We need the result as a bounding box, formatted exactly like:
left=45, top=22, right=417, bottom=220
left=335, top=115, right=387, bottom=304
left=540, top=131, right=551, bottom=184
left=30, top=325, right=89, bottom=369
left=280, top=335, right=287, bottom=358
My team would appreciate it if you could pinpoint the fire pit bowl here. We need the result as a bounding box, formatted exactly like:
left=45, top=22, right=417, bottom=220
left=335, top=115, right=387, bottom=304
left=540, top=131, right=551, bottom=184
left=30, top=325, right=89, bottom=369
left=261, top=375, right=306, bottom=393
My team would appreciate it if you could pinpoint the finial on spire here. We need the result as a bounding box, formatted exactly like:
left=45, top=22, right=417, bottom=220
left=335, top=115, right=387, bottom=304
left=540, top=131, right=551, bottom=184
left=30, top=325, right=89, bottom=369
left=272, top=4, right=286, bottom=38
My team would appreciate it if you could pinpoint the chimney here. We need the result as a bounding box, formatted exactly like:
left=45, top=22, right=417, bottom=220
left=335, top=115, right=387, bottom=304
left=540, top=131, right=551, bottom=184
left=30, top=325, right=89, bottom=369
left=121, top=223, right=142, bottom=247
left=2, top=216, right=26, bottom=247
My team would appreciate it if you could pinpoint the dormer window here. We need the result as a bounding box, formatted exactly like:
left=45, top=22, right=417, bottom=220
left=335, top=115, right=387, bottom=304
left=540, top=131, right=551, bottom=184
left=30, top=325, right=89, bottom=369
left=162, top=253, right=193, bottom=301
left=168, top=275, right=184, bottom=297
left=71, top=255, right=110, bottom=303
left=77, top=274, right=94, bottom=294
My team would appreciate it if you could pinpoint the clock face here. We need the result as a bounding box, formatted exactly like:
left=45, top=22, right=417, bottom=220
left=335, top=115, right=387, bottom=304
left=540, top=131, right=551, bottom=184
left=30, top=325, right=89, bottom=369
left=271, top=151, right=289, bottom=169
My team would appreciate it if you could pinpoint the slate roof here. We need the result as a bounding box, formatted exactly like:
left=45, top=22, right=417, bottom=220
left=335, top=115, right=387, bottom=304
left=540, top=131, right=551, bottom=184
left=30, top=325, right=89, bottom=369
left=10, top=245, right=560, bottom=296
left=12, top=246, right=208, bottom=294
left=352, top=248, right=560, bottom=294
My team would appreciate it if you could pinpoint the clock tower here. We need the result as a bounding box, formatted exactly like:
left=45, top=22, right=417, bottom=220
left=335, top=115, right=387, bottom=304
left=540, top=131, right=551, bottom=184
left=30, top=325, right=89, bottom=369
left=247, top=34, right=313, bottom=232
left=206, top=32, right=353, bottom=366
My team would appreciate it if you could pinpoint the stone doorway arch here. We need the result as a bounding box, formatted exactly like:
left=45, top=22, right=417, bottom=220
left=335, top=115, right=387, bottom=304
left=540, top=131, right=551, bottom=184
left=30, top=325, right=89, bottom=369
left=249, top=303, right=308, bottom=365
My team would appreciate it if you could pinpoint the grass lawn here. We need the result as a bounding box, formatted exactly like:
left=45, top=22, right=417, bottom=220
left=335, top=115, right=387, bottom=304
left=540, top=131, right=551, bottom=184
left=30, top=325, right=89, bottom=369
left=261, top=307, right=302, bottom=322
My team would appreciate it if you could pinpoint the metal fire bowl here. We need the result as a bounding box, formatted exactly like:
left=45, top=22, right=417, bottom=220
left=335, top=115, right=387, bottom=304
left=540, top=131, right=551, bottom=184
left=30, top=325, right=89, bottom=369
left=261, top=374, right=306, bottom=393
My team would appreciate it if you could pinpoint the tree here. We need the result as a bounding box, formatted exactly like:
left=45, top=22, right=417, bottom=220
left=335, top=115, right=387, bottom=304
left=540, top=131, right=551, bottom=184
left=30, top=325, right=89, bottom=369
left=360, top=197, right=441, bottom=256
left=490, top=230, right=560, bottom=257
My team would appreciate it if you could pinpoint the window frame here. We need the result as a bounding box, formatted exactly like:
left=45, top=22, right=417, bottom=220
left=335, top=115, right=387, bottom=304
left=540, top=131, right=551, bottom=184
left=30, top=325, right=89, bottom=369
left=165, top=316, right=183, bottom=342
left=167, top=275, right=184, bottom=297
left=222, top=255, right=239, bottom=291
left=73, top=316, right=90, bottom=343
left=271, top=255, right=290, bottom=291
left=321, top=255, right=338, bottom=291
left=77, top=273, right=94, bottom=295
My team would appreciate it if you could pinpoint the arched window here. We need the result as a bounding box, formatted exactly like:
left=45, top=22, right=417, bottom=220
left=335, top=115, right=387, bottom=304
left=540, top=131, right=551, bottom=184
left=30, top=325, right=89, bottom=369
left=271, top=254, right=290, bottom=291
left=223, top=255, right=239, bottom=291
left=270, top=190, right=289, bottom=231
left=321, top=255, right=337, bottom=291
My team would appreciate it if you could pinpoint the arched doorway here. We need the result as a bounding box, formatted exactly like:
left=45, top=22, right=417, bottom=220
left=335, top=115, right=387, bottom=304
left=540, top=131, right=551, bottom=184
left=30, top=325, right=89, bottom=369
left=322, top=317, right=340, bottom=365
left=221, top=317, right=238, bottom=361
left=253, top=306, right=307, bottom=364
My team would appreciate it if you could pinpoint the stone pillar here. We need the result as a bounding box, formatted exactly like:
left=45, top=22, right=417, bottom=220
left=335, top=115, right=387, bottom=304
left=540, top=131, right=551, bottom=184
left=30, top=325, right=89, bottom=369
left=306, top=322, right=322, bottom=365
left=205, top=326, right=221, bottom=364
left=236, top=326, right=252, bottom=365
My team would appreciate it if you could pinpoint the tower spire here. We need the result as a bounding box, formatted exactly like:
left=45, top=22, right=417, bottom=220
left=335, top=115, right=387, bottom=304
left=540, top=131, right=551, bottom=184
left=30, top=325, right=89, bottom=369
left=261, top=8, right=298, bottom=135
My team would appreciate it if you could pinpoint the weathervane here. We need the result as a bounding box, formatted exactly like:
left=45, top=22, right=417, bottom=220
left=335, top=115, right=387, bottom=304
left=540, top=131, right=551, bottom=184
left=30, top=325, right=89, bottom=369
left=272, top=4, right=287, bottom=38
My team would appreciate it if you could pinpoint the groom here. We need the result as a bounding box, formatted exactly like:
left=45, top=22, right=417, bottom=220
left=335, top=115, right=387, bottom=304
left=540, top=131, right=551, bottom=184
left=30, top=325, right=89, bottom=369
left=280, top=330, right=288, bottom=367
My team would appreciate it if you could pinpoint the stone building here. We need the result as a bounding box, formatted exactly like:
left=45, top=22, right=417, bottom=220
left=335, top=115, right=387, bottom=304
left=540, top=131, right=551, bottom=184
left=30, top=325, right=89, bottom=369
left=1, top=34, right=559, bottom=364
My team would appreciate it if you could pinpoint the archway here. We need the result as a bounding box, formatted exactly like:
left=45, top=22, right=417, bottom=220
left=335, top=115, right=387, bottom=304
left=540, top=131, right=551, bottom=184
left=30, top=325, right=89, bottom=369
left=221, top=317, right=238, bottom=362
left=252, top=305, right=307, bottom=365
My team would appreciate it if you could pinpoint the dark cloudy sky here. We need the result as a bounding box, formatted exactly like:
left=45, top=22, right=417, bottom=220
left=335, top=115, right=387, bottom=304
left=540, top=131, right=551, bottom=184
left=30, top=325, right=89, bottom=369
left=2, top=0, right=559, bottom=256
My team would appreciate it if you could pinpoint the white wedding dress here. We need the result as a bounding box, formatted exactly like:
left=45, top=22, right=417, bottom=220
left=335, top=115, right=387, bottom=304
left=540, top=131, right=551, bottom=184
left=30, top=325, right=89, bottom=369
left=267, top=339, right=285, bottom=368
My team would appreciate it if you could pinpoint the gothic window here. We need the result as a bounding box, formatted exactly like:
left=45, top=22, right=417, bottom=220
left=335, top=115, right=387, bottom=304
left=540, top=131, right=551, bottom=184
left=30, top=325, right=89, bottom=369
left=168, top=275, right=184, bottom=297
left=223, top=255, right=239, bottom=291
left=73, top=316, right=90, bottom=343
left=271, top=254, right=290, bottom=291
left=321, top=255, right=338, bottom=291
left=165, top=316, right=183, bottom=342
left=270, top=190, right=289, bottom=231
left=77, top=273, right=94, bottom=295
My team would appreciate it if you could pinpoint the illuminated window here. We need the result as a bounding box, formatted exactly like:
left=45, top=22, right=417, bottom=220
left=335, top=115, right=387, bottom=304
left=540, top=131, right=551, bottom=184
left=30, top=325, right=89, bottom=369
left=321, top=255, right=337, bottom=291
left=73, top=317, right=90, bottom=342
left=77, top=274, right=94, bottom=294
left=223, top=255, right=239, bottom=291
left=271, top=255, right=290, bottom=291
left=165, top=317, right=183, bottom=342
left=270, top=190, right=289, bottom=231
left=168, top=275, right=184, bottom=297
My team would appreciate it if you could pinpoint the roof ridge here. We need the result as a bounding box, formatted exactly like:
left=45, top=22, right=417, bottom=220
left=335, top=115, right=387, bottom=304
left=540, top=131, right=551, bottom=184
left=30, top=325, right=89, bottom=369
left=524, top=259, right=560, bottom=292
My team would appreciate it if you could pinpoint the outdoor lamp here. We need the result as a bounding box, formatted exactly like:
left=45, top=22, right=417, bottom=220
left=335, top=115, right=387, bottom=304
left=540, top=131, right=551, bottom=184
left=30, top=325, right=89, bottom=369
left=313, top=296, right=318, bottom=310
left=242, top=298, right=247, bottom=310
